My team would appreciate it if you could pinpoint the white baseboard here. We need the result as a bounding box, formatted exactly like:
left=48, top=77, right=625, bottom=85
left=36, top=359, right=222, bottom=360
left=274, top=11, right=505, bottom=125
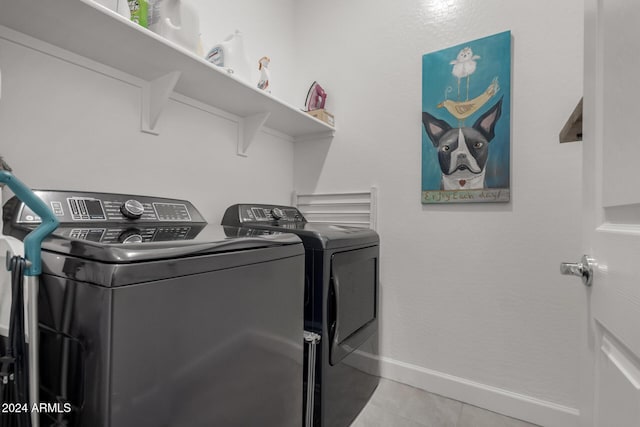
left=349, top=350, right=580, bottom=427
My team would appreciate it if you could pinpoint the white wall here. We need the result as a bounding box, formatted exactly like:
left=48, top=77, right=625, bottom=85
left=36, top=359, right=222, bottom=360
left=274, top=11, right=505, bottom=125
left=293, top=1, right=584, bottom=426
left=0, top=0, right=298, bottom=224
left=192, top=0, right=298, bottom=105
left=1, top=1, right=585, bottom=426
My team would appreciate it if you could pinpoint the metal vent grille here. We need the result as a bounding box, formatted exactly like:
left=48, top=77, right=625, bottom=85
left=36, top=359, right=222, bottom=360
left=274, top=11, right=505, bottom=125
left=292, top=187, right=378, bottom=230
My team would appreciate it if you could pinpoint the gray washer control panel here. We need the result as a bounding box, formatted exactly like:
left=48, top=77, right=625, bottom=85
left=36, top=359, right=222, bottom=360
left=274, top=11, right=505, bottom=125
left=13, top=190, right=205, bottom=224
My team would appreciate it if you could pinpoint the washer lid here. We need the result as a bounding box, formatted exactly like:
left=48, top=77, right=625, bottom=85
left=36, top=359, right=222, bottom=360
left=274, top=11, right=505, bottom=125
left=10, top=224, right=302, bottom=263
left=2, top=190, right=302, bottom=262
left=3, top=191, right=305, bottom=287
left=31, top=226, right=303, bottom=287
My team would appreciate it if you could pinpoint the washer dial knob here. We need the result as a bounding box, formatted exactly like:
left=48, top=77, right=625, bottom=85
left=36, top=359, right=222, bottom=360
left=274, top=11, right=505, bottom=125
left=119, top=229, right=144, bottom=244
left=120, top=199, right=145, bottom=219
left=271, top=207, right=284, bottom=220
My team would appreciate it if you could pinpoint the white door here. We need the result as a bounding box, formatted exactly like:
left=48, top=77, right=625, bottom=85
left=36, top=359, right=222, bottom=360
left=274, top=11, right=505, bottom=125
left=574, top=0, right=640, bottom=426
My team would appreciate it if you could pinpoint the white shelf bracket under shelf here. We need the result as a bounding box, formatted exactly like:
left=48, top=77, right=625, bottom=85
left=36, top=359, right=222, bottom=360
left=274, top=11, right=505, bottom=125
left=559, top=97, right=583, bottom=143
left=141, top=71, right=182, bottom=135
left=237, top=112, right=271, bottom=157
left=294, top=130, right=335, bottom=143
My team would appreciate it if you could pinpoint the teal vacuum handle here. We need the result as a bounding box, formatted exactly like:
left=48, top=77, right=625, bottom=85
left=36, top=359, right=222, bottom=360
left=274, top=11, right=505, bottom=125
left=0, top=171, right=59, bottom=276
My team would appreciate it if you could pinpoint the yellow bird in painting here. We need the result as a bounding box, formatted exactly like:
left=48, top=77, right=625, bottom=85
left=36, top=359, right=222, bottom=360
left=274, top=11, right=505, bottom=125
left=438, top=78, right=500, bottom=121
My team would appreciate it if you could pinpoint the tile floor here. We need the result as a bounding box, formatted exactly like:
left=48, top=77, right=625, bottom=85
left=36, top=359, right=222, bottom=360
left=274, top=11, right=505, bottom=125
left=350, top=379, right=541, bottom=427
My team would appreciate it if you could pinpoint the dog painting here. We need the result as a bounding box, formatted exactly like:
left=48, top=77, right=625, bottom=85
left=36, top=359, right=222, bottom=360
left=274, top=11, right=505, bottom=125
left=423, top=98, right=503, bottom=191
left=422, top=31, right=511, bottom=203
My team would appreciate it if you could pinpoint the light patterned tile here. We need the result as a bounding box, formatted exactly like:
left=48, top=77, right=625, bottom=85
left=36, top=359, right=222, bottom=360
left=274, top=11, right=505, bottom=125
left=351, top=401, right=428, bottom=427
left=366, top=379, right=462, bottom=427
left=457, top=404, right=541, bottom=427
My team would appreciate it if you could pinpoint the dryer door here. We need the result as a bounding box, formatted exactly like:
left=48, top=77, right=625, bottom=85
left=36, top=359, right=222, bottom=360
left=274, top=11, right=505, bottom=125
left=328, top=245, right=379, bottom=365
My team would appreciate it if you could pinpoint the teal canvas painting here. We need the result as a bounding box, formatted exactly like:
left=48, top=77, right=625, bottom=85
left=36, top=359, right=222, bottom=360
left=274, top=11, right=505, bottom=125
left=421, top=31, right=511, bottom=203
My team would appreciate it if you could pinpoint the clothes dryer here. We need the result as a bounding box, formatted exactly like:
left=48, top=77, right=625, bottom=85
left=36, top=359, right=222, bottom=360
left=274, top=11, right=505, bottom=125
left=3, top=191, right=305, bottom=427
left=222, top=204, right=380, bottom=427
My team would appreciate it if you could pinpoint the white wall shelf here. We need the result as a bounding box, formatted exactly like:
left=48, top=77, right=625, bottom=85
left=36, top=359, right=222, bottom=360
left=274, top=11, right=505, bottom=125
left=0, top=0, right=335, bottom=153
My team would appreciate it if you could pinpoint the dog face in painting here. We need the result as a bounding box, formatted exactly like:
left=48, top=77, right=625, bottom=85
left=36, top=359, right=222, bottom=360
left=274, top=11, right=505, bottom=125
left=422, top=98, right=503, bottom=190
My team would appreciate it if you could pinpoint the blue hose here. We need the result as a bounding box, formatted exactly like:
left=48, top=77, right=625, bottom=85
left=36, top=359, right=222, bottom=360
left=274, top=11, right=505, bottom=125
left=0, top=171, right=59, bottom=276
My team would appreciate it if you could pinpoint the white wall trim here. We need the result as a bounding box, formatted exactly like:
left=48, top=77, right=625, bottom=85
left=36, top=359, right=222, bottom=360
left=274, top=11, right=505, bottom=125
left=349, top=350, right=579, bottom=427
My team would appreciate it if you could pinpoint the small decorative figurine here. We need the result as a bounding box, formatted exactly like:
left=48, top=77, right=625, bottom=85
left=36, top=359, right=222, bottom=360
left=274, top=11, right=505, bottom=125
left=257, top=56, right=270, bottom=91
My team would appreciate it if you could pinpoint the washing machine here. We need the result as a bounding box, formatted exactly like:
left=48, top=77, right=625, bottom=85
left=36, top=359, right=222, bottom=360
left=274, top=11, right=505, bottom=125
left=2, top=191, right=305, bottom=427
left=222, top=204, right=380, bottom=427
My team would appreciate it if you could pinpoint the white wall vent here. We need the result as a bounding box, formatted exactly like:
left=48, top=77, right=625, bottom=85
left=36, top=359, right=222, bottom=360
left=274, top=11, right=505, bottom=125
left=292, top=187, right=378, bottom=230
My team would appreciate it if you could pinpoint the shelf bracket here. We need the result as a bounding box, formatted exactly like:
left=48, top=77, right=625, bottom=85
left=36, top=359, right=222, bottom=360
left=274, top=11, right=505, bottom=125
left=559, top=97, right=583, bottom=143
left=141, top=71, right=182, bottom=135
left=294, top=130, right=335, bottom=143
left=237, top=112, right=271, bottom=157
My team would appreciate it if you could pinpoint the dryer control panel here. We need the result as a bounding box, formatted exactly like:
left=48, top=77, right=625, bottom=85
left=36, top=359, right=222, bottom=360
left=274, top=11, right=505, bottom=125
left=222, top=204, right=306, bottom=225
left=6, top=190, right=207, bottom=225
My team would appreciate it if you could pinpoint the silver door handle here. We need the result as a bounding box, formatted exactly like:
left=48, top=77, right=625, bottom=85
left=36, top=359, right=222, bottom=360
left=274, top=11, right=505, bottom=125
left=560, top=254, right=595, bottom=286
